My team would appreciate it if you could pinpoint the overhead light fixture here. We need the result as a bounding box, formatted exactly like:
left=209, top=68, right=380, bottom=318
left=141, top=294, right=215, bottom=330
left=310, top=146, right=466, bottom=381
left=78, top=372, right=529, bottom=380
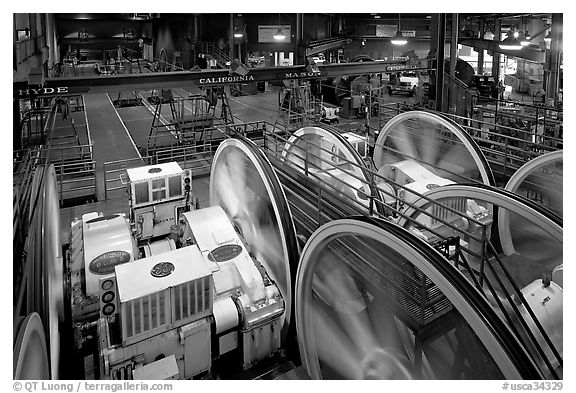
left=274, top=13, right=285, bottom=40
left=521, top=30, right=531, bottom=46
left=499, top=32, right=522, bottom=50
left=518, top=17, right=531, bottom=46
left=374, top=15, right=381, bottom=19
left=274, top=28, right=285, bottom=40
left=391, top=14, right=407, bottom=46
left=391, top=30, right=407, bottom=45
left=234, top=31, right=244, bottom=38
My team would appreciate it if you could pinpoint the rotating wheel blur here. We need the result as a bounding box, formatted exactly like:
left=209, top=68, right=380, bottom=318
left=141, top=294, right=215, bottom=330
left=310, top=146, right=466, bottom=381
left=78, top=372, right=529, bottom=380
left=373, top=111, right=494, bottom=186
left=42, top=165, right=64, bottom=379
left=505, top=150, right=562, bottom=218
left=210, top=137, right=300, bottom=339
left=22, top=165, right=63, bottom=379
left=399, top=184, right=562, bottom=275
left=282, top=126, right=382, bottom=213
left=13, top=313, right=50, bottom=379
left=398, top=184, right=563, bottom=377
left=295, top=218, right=539, bottom=379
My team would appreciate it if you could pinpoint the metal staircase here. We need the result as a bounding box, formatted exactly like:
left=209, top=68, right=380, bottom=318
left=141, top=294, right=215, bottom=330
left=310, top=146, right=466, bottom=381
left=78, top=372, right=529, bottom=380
left=197, top=41, right=230, bottom=69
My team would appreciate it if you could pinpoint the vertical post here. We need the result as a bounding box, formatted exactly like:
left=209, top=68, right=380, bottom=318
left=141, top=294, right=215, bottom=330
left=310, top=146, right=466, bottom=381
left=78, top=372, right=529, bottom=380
left=295, top=13, right=303, bottom=65
left=432, top=14, right=446, bottom=112
left=478, top=224, right=487, bottom=287
left=103, top=163, right=108, bottom=201
left=477, top=18, right=485, bottom=75
left=503, top=137, right=508, bottom=177
left=317, top=187, right=322, bottom=227
left=448, top=14, right=459, bottom=114
left=546, top=13, right=562, bottom=108
left=229, top=14, right=235, bottom=62
left=491, top=18, right=501, bottom=80
left=304, top=140, right=309, bottom=176
left=494, top=99, right=498, bottom=129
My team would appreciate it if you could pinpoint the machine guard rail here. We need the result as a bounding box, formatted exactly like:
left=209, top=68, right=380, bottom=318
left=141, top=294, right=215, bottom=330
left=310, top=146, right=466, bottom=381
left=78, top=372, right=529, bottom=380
left=260, top=128, right=562, bottom=377
left=36, top=143, right=96, bottom=204
left=376, top=103, right=561, bottom=180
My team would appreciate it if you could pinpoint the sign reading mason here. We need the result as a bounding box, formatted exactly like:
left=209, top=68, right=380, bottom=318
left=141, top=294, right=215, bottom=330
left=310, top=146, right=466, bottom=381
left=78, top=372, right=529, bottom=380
left=284, top=71, right=322, bottom=79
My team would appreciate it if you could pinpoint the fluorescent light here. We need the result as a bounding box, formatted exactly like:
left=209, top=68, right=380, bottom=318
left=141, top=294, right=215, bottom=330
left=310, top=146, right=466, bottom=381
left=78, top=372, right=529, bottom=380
left=274, top=28, right=286, bottom=40
left=374, top=15, right=381, bottom=19
left=391, top=30, right=407, bottom=45
left=234, top=32, right=244, bottom=38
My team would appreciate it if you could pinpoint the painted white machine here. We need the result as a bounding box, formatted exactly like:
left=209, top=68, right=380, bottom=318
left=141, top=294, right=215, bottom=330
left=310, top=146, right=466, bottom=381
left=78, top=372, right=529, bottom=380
left=342, top=132, right=367, bottom=159
left=68, top=162, right=194, bottom=331
left=95, top=205, right=284, bottom=380
left=375, top=159, right=491, bottom=245
left=126, top=162, right=192, bottom=242
left=69, top=213, right=138, bottom=320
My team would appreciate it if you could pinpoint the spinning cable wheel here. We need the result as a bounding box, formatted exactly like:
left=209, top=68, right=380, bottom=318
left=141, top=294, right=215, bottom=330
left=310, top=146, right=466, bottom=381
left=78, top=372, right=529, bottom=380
left=504, top=150, right=563, bottom=217
left=14, top=165, right=63, bottom=379
left=398, top=184, right=563, bottom=378
left=294, top=217, right=540, bottom=379
left=13, top=313, right=50, bottom=379
left=281, top=126, right=382, bottom=213
left=374, top=111, right=495, bottom=186
left=210, top=137, right=300, bottom=340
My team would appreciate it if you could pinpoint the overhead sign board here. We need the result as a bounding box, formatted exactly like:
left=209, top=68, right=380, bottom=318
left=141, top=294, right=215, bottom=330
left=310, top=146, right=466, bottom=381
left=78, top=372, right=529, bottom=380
left=197, top=69, right=323, bottom=86
left=15, top=85, right=89, bottom=99
left=258, top=25, right=291, bottom=43
left=376, top=25, right=416, bottom=38
left=376, top=25, right=397, bottom=37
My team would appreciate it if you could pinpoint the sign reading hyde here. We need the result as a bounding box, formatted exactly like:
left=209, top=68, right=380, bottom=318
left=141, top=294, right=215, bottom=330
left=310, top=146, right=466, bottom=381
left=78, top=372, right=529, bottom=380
left=17, top=86, right=69, bottom=97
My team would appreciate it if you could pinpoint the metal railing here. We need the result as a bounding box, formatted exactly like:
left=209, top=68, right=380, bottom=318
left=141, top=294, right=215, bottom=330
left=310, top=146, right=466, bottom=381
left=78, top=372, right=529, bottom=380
left=376, top=103, right=562, bottom=181
left=103, top=121, right=272, bottom=201
left=198, top=41, right=230, bottom=67
left=260, top=128, right=562, bottom=378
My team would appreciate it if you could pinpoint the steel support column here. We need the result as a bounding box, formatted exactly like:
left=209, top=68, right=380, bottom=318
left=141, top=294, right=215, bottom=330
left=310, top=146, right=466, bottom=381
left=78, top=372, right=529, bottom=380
left=447, top=14, right=459, bottom=113
left=295, top=13, right=303, bottom=65
left=449, top=14, right=458, bottom=79
left=546, top=13, right=562, bottom=107
left=477, top=19, right=484, bottom=74
left=229, top=14, right=235, bottom=62
left=432, top=14, right=446, bottom=112
left=491, top=18, right=501, bottom=80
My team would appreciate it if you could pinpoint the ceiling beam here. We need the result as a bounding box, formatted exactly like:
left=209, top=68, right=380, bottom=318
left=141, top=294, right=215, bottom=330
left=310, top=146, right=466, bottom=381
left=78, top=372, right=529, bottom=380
left=14, top=59, right=435, bottom=99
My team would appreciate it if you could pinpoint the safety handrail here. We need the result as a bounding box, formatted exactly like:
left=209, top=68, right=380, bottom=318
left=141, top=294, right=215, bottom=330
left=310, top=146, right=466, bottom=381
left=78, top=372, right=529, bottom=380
left=260, top=127, right=562, bottom=378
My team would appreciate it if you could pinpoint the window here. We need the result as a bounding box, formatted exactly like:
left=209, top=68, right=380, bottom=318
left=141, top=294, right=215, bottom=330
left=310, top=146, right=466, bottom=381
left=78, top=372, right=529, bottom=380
left=152, top=190, right=166, bottom=201
left=152, top=178, right=165, bottom=189
left=134, top=182, right=149, bottom=204
left=151, top=178, right=166, bottom=201
left=168, top=175, right=182, bottom=198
